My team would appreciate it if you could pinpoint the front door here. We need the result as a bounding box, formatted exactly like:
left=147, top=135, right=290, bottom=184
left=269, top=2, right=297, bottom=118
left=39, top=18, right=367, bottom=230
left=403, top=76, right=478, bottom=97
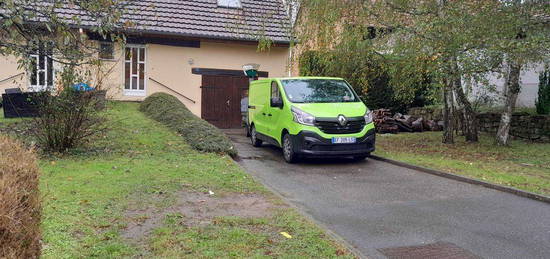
left=201, top=75, right=249, bottom=129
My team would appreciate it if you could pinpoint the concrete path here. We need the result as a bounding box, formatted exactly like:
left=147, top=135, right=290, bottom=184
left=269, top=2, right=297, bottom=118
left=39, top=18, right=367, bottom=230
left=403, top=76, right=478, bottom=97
left=226, top=129, right=550, bottom=259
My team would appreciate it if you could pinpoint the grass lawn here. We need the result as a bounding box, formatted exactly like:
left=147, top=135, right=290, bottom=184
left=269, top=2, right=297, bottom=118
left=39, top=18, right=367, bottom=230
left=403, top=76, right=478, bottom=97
left=375, top=132, right=550, bottom=196
left=1, top=103, right=352, bottom=258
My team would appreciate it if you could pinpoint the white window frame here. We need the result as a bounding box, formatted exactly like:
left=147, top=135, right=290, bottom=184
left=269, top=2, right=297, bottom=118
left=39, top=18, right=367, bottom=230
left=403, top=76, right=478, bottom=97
left=123, top=44, right=147, bottom=97
left=28, top=50, right=55, bottom=92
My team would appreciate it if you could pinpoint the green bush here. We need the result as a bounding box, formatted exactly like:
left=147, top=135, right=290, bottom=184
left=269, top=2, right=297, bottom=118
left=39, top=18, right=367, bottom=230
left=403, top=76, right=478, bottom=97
left=140, top=93, right=237, bottom=157
left=536, top=69, right=550, bottom=115
left=299, top=50, right=433, bottom=113
left=299, top=50, right=332, bottom=77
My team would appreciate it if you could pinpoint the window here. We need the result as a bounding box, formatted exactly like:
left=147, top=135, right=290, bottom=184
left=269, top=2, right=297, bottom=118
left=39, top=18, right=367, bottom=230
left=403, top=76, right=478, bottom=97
left=29, top=43, right=54, bottom=91
left=217, top=0, right=241, bottom=8
left=124, top=45, right=146, bottom=96
left=99, top=42, right=114, bottom=60
left=271, top=81, right=280, bottom=99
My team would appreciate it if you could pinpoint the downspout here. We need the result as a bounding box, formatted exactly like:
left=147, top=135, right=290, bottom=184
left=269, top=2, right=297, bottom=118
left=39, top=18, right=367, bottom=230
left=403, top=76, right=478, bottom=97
left=288, top=46, right=293, bottom=77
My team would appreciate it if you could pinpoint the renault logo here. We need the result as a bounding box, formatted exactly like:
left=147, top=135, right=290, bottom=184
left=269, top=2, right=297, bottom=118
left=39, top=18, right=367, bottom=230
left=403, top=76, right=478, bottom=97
left=337, top=115, right=347, bottom=126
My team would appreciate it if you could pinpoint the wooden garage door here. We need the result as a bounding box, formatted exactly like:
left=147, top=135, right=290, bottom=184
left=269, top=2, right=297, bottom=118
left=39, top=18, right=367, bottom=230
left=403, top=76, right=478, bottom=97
left=201, top=75, right=249, bottom=129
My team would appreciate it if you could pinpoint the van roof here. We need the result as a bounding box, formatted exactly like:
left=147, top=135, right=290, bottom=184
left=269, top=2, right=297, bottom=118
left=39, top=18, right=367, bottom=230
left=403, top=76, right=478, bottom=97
left=251, top=77, right=344, bottom=84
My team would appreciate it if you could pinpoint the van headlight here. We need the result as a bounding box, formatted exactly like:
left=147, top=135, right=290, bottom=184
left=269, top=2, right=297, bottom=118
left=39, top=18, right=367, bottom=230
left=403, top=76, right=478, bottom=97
left=291, top=106, right=315, bottom=126
left=364, top=109, right=373, bottom=124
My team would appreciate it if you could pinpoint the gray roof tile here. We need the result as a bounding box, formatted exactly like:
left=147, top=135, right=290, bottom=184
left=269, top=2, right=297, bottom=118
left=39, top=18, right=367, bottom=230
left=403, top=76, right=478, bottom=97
left=58, top=0, right=292, bottom=43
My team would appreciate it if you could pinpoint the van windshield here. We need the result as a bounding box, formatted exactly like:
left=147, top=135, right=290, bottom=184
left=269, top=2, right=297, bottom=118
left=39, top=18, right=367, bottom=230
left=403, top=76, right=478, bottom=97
left=281, top=79, right=360, bottom=103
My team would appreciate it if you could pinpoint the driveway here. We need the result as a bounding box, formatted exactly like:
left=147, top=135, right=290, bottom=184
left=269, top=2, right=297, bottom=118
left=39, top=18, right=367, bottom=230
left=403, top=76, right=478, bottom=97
left=226, top=129, right=550, bottom=259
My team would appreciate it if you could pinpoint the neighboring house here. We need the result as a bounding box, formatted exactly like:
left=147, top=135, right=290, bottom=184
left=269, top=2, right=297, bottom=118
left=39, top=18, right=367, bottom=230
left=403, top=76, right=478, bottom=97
left=0, top=0, right=293, bottom=128
left=467, top=63, right=545, bottom=108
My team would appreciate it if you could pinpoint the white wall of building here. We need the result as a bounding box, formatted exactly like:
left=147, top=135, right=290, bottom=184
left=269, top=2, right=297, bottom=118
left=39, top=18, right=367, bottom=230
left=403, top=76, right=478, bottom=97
left=467, top=63, right=545, bottom=108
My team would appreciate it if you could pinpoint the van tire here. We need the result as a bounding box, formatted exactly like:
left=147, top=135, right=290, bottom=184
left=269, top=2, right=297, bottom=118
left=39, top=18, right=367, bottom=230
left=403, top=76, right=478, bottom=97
left=250, top=125, right=263, bottom=147
left=245, top=124, right=251, bottom=137
left=282, top=133, right=299, bottom=163
left=352, top=155, right=368, bottom=161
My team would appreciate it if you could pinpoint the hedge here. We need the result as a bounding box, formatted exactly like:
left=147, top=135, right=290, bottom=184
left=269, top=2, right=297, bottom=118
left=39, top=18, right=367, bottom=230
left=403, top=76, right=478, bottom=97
left=0, top=135, right=41, bottom=258
left=139, top=93, right=237, bottom=157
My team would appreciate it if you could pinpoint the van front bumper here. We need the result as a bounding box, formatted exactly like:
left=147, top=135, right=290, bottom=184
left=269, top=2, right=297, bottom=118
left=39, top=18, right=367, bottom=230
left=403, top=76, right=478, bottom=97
left=290, top=129, right=376, bottom=157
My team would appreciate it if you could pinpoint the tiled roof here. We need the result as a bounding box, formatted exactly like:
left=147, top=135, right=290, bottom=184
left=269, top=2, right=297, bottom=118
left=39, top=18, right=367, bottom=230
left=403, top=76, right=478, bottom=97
left=57, top=0, right=292, bottom=44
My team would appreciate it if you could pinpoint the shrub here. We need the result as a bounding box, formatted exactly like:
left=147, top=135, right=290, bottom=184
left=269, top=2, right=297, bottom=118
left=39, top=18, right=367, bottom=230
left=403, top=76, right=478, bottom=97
left=140, top=93, right=237, bottom=157
left=299, top=50, right=433, bottom=113
left=299, top=50, right=332, bottom=77
left=32, top=68, right=106, bottom=153
left=0, top=135, right=41, bottom=258
left=536, top=69, right=550, bottom=115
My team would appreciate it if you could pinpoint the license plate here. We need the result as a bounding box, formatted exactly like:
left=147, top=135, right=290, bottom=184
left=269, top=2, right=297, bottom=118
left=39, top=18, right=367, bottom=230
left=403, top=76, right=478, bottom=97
left=332, top=137, right=356, bottom=144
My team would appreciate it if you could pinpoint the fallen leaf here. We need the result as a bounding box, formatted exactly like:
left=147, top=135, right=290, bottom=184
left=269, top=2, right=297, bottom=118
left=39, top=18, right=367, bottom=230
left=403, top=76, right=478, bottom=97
left=280, top=232, right=292, bottom=239
left=336, top=249, right=346, bottom=256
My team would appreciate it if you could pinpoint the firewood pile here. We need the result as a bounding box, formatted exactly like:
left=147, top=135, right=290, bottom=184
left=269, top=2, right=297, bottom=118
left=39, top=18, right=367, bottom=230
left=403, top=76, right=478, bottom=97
left=373, top=109, right=443, bottom=134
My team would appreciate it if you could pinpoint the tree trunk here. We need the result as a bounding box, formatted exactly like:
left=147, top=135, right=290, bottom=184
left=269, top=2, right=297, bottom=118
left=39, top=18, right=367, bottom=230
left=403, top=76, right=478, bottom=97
left=451, top=58, right=478, bottom=142
left=496, top=61, right=521, bottom=146
left=453, top=83, right=478, bottom=142
left=442, top=81, right=455, bottom=144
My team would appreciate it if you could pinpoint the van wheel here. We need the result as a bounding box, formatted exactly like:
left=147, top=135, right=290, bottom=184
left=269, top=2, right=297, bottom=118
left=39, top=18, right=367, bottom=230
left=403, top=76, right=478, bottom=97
left=245, top=124, right=250, bottom=137
left=352, top=155, right=368, bottom=161
left=282, top=133, right=299, bottom=163
left=250, top=125, right=262, bottom=147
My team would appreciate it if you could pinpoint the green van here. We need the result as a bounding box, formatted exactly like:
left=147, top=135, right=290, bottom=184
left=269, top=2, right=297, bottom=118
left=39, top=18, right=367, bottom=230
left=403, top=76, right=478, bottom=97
left=247, top=77, right=375, bottom=163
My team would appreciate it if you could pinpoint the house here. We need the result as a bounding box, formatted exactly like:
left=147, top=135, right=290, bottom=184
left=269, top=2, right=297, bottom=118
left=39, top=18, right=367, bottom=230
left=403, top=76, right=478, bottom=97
left=466, top=64, right=545, bottom=108
left=0, top=0, right=293, bottom=128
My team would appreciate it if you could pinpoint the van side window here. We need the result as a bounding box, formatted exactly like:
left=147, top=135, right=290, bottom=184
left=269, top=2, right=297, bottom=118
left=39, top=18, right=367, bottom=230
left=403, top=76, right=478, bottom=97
left=271, top=81, right=280, bottom=99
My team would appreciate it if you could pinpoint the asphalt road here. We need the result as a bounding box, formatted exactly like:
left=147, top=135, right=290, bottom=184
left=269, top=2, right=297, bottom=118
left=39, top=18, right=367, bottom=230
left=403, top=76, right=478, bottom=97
left=226, top=129, right=550, bottom=259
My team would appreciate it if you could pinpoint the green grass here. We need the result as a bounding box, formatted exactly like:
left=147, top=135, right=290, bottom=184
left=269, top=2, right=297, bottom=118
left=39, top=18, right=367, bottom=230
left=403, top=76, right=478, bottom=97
left=2, top=102, right=351, bottom=258
left=150, top=212, right=351, bottom=258
left=375, top=132, right=550, bottom=195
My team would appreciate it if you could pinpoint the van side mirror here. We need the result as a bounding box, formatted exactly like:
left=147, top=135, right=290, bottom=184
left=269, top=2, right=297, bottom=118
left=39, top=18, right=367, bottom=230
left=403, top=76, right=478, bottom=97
left=270, top=97, right=283, bottom=108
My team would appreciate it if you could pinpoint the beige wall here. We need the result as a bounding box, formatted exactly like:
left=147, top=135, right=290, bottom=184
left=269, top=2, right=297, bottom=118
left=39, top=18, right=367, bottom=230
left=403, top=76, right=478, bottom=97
left=133, top=41, right=290, bottom=115
left=0, top=55, right=26, bottom=92
left=0, top=41, right=290, bottom=116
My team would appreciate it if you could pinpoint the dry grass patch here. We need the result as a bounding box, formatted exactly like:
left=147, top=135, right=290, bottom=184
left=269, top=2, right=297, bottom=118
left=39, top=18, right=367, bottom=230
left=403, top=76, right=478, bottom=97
left=0, top=135, right=41, bottom=258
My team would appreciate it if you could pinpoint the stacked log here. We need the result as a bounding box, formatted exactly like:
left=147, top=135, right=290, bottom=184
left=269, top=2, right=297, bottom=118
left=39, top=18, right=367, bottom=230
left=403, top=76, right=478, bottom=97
left=373, top=109, right=443, bottom=134
left=373, top=109, right=399, bottom=134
